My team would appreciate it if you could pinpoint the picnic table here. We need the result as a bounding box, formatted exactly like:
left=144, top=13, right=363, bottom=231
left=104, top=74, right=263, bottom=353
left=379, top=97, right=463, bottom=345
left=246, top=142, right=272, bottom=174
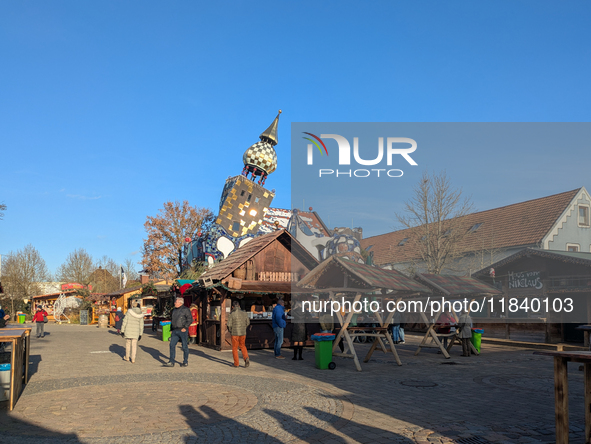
left=414, top=309, right=479, bottom=358
left=330, top=291, right=402, bottom=371
left=533, top=350, right=591, bottom=444
left=0, top=328, right=29, bottom=410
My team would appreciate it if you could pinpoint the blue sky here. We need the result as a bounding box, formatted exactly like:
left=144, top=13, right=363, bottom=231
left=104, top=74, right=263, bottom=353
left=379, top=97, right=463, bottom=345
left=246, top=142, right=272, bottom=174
left=1, top=1, right=590, bottom=273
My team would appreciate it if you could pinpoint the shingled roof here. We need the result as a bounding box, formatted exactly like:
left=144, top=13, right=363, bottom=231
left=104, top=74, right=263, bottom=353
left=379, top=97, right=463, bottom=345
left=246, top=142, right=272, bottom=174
left=199, top=229, right=319, bottom=284
left=361, top=189, right=580, bottom=266
left=415, top=273, right=502, bottom=296
left=297, top=256, right=431, bottom=294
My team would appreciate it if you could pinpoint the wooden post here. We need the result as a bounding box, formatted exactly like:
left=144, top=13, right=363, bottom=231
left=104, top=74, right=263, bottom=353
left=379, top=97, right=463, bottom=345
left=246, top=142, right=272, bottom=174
left=585, top=362, right=591, bottom=443
left=554, top=356, right=569, bottom=444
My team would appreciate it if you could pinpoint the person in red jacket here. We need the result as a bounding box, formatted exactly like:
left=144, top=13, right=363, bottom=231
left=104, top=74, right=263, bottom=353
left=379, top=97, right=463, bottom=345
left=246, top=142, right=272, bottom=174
left=32, top=306, right=48, bottom=338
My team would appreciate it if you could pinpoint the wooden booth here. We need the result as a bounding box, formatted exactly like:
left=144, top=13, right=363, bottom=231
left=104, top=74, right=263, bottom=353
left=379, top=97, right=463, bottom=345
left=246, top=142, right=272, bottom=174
left=194, top=229, right=319, bottom=351
left=297, top=255, right=432, bottom=371
left=473, top=248, right=591, bottom=344
left=412, top=273, right=503, bottom=358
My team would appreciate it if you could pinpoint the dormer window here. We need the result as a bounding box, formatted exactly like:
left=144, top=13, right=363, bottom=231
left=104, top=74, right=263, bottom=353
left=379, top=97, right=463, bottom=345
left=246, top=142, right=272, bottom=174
left=578, top=205, right=590, bottom=227
left=398, top=238, right=409, bottom=246
left=468, top=223, right=483, bottom=233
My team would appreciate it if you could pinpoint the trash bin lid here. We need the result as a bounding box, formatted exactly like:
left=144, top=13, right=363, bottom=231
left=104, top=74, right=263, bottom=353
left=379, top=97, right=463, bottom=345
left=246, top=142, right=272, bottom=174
left=472, top=328, right=484, bottom=333
left=159, top=321, right=171, bottom=326
left=0, top=364, right=11, bottom=371
left=311, top=334, right=335, bottom=341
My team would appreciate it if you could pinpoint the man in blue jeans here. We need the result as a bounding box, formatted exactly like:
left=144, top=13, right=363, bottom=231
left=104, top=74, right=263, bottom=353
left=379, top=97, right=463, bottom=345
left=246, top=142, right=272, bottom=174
left=272, top=298, right=286, bottom=359
left=164, top=297, right=192, bottom=367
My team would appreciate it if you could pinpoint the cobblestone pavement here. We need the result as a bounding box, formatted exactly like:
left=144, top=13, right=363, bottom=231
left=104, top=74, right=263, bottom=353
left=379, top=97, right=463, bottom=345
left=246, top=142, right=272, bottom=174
left=0, top=323, right=586, bottom=443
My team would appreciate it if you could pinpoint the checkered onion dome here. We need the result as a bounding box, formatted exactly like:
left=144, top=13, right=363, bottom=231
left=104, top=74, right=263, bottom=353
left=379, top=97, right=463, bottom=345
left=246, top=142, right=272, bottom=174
left=243, top=140, right=277, bottom=175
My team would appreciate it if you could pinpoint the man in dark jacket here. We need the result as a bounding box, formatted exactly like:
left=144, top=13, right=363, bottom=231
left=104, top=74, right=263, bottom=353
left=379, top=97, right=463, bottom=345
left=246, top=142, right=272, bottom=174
left=164, top=297, right=192, bottom=367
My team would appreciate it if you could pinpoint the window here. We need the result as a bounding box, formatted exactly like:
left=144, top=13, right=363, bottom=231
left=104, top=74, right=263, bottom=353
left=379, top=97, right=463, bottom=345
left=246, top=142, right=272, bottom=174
left=240, top=190, right=245, bottom=197
left=578, top=205, right=590, bottom=227
left=468, top=223, right=483, bottom=233
left=232, top=221, right=240, bottom=232
left=398, top=238, right=409, bottom=246
left=566, top=243, right=580, bottom=252
left=247, top=194, right=252, bottom=202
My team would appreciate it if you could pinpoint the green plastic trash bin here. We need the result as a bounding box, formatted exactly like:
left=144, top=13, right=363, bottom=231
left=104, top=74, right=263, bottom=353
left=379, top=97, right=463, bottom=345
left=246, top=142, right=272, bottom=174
left=161, top=321, right=171, bottom=342
left=18, top=314, right=26, bottom=324
left=312, top=333, right=336, bottom=370
left=471, top=328, right=483, bottom=353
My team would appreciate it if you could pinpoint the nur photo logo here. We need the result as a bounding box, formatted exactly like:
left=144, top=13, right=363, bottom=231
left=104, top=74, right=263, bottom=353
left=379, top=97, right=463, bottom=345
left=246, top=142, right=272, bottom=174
left=302, top=132, right=419, bottom=178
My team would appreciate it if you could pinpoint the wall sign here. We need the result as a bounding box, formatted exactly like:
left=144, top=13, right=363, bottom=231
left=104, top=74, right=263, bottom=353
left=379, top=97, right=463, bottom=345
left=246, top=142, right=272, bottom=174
left=508, top=271, right=543, bottom=289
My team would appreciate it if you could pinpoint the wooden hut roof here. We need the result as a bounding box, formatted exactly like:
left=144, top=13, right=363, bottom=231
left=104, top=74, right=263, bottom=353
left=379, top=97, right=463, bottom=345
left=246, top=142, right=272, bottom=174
left=199, top=229, right=318, bottom=285
left=472, top=248, right=591, bottom=276
left=297, top=256, right=431, bottom=294
left=414, top=273, right=502, bottom=296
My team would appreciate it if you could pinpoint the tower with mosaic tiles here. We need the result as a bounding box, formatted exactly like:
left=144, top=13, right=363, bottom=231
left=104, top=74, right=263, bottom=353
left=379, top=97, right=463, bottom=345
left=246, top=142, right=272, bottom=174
left=184, top=111, right=282, bottom=267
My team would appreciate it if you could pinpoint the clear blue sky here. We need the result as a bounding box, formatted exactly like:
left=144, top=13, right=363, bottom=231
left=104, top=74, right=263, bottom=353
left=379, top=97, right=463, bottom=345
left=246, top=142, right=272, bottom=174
left=1, top=1, right=590, bottom=274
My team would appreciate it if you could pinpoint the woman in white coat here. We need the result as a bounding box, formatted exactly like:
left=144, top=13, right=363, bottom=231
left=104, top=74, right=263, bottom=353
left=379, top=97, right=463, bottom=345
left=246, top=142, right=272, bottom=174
left=121, top=302, right=144, bottom=363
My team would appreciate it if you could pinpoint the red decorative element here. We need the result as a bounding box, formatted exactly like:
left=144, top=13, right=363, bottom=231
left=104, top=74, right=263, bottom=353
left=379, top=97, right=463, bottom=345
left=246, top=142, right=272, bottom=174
left=197, top=232, right=202, bottom=237
left=61, top=283, right=84, bottom=291
left=180, top=283, right=192, bottom=295
left=489, top=268, right=495, bottom=278
left=185, top=237, right=191, bottom=243
left=309, top=207, right=313, bottom=211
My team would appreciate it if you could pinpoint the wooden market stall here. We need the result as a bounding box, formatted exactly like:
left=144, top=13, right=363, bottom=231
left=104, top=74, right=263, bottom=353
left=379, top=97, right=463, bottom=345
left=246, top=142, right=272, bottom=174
left=296, top=255, right=432, bottom=371
left=193, top=229, right=319, bottom=351
left=31, top=291, right=78, bottom=322
left=473, top=248, right=591, bottom=344
left=412, top=273, right=503, bottom=358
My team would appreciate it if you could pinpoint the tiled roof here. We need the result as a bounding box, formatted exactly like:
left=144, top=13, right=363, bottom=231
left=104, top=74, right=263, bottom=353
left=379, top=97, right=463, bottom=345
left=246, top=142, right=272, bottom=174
left=415, top=273, right=502, bottom=296
left=298, top=256, right=431, bottom=294
left=361, top=189, right=580, bottom=265
left=199, top=229, right=319, bottom=284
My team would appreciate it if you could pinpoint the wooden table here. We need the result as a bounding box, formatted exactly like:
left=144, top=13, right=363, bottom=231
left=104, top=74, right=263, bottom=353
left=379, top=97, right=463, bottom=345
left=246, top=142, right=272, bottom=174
left=2, top=326, right=31, bottom=384
left=415, top=310, right=479, bottom=358
left=533, top=351, right=591, bottom=444
left=330, top=292, right=401, bottom=371
left=0, top=328, right=28, bottom=411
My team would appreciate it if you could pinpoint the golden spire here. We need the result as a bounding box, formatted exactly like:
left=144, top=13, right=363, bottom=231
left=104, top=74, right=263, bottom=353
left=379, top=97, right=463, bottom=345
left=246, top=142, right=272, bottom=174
left=259, top=110, right=282, bottom=146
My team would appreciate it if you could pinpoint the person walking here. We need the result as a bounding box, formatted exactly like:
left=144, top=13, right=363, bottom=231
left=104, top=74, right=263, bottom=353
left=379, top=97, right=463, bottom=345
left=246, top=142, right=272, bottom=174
left=32, top=306, right=48, bottom=338
left=272, top=298, right=286, bottom=359
left=227, top=300, right=250, bottom=368
left=290, top=300, right=307, bottom=360
left=114, top=307, right=124, bottom=334
left=164, top=297, right=192, bottom=367
left=121, top=301, right=144, bottom=363
left=458, top=311, right=473, bottom=357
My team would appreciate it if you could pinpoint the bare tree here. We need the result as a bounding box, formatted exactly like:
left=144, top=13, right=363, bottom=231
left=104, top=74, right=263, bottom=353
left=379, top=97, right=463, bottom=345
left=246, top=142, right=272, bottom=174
left=0, top=202, right=6, bottom=220
left=1, top=245, right=50, bottom=319
left=123, top=258, right=140, bottom=287
left=396, top=171, right=474, bottom=274
left=55, top=248, right=94, bottom=285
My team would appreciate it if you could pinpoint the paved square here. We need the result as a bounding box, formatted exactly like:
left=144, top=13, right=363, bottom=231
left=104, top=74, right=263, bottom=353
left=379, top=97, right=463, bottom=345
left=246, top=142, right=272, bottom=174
left=0, top=323, right=585, bottom=443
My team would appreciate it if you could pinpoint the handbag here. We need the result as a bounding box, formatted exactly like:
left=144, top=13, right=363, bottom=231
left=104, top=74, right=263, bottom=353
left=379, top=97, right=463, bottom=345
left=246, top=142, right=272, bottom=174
left=43, top=315, right=48, bottom=323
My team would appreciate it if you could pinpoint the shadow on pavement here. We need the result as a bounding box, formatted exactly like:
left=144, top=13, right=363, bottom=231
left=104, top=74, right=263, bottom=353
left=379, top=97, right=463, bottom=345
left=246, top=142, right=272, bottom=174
left=139, top=345, right=168, bottom=364
left=108, top=343, right=126, bottom=358
left=0, top=414, right=82, bottom=443
left=179, top=404, right=284, bottom=443
left=27, top=354, right=42, bottom=379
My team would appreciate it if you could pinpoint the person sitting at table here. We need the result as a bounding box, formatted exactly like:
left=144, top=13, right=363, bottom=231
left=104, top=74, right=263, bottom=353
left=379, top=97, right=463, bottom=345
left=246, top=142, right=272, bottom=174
left=251, top=298, right=266, bottom=314
left=0, top=314, right=10, bottom=328
left=437, top=311, right=456, bottom=350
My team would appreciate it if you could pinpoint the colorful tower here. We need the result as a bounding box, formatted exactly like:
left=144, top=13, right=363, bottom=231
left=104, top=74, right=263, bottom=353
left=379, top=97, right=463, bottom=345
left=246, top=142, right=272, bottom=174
left=185, top=111, right=282, bottom=267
